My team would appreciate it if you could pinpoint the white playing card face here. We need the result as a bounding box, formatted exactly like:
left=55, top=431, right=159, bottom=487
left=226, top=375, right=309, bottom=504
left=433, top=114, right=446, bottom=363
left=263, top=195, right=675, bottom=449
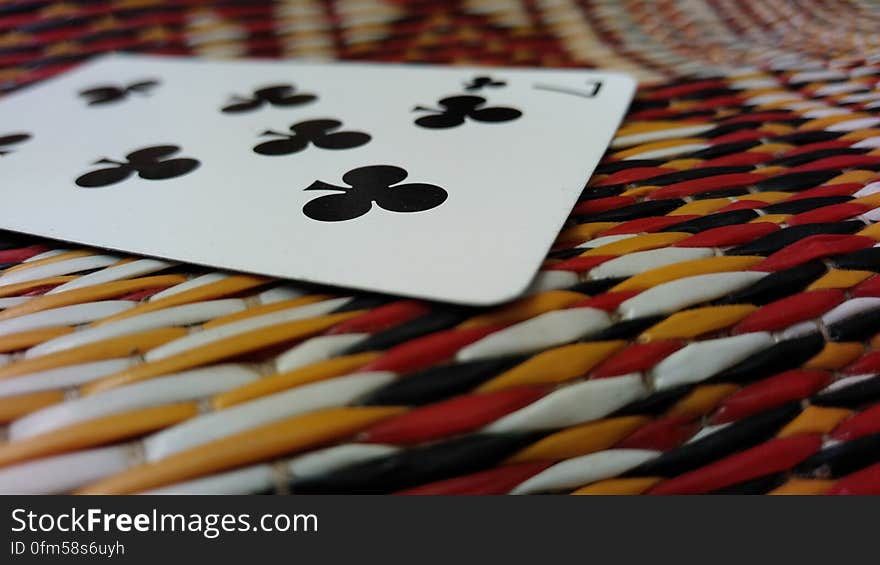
left=0, top=54, right=634, bottom=305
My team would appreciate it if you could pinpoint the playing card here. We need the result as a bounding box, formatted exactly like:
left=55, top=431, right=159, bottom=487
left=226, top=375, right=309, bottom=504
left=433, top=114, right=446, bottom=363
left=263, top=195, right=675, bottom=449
left=0, top=54, right=634, bottom=305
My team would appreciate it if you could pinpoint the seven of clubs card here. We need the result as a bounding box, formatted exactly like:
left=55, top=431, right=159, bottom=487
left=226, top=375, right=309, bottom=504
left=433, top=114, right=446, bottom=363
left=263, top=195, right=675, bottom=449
left=0, top=54, right=635, bottom=305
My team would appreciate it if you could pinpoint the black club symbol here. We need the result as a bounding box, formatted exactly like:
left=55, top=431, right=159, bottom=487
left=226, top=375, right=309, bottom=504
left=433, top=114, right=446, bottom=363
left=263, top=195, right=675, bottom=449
left=253, top=119, right=371, bottom=156
left=0, top=133, right=31, bottom=156
left=75, top=145, right=200, bottom=188
left=222, top=84, right=317, bottom=113
left=413, top=95, right=522, bottom=129
left=464, top=75, right=507, bottom=91
left=303, top=165, right=448, bottom=222
left=78, top=79, right=160, bottom=105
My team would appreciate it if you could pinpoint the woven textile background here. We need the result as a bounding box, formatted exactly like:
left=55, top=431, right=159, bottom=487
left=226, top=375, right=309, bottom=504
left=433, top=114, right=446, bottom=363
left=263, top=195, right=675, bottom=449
left=1, top=0, right=880, bottom=494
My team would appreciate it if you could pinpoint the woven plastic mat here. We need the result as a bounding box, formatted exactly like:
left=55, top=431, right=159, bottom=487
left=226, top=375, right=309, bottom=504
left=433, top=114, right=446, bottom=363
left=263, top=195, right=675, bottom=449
left=1, top=1, right=880, bottom=494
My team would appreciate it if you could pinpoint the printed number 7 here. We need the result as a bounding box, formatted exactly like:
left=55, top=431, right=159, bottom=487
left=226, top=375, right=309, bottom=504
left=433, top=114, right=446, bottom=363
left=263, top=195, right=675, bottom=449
left=534, top=80, right=603, bottom=98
